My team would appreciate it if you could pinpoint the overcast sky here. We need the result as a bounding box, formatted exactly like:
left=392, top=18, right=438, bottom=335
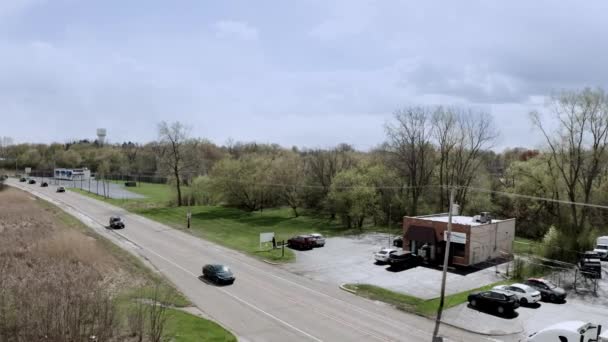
left=1, top=0, right=607, bottom=151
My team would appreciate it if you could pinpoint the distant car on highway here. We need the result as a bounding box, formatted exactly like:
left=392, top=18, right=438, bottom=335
left=374, top=248, right=398, bottom=264
left=468, top=289, right=520, bottom=315
left=309, top=233, right=325, bottom=247
left=492, top=283, right=541, bottom=305
left=19, top=177, right=26, bottom=182
left=56, top=186, right=66, bottom=193
left=41, top=182, right=48, bottom=187
left=109, top=216, right=125, bottom=229
left=524, top=278, right=567, bottom=303
left=387, top=251, right=422, bottom=270
left=288, top=235, right=315, bottom=250
left=202, top=264, right=235, bottom=285
left=28, top=179, right=36, bottom=184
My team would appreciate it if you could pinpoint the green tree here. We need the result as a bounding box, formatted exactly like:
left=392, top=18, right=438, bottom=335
left=327, top=169, right=378, bottom=229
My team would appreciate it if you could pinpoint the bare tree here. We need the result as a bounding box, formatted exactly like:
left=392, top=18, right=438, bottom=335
left=431, top=107, right=458, bottom=211
left=385, top=107, right=435, bottom=216
left=449, top=109, right=498, bottom=211
left=156, top=121, right=199, bottom=206
left=531, top=88, right=608, bottom=249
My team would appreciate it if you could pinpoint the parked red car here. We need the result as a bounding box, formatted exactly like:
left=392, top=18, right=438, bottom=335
left=287, top=235, right=316, bottom=250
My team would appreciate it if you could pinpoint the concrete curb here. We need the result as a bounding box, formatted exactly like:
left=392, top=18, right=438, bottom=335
left=338, top=283, right=358, bottom=294
left=337, top=283, right=522, bottom=337
left=262, top=259, right=281, bottom=266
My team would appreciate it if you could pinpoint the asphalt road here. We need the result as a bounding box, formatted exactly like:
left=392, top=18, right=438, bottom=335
left=8, top=179, right=514, bottom=342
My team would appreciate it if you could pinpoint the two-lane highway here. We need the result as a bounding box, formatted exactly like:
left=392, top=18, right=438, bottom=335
left=8, top=179, right=509, bottom=342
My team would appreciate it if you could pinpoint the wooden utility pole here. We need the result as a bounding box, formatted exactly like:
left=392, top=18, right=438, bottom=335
left=432, top=187, right=455, bottom=342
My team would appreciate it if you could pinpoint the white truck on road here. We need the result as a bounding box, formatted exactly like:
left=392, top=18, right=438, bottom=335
left=594, top=236, right=608, bottom=260
left=527, top=321, right=608, bottom=342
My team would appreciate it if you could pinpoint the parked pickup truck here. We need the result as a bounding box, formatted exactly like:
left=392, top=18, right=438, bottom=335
left=594, top=236, right=608, bottom=260
left=579, top=251, right=602, bottom=279
left=527, top=321, right=608, bottom=342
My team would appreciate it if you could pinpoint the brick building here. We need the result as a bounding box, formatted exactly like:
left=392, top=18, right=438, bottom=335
left=402, top=212, right=515, bottom=267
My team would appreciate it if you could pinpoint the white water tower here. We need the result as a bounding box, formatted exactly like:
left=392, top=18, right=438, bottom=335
left=96, top=128, right=107, bottom=146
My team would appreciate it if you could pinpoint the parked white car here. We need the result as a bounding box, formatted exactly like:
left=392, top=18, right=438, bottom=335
left=493, top=283, right=541, bottom=305
left=527, top=321, right=608, bottom=342
left=309, top=233, right=325, bottom=247
left=374, top=248, right=398, bottom=263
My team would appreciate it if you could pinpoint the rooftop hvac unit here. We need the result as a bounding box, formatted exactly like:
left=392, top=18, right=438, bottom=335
left=473, top=212, right=492, bottom=224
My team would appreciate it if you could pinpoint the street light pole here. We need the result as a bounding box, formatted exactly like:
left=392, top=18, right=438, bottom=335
left=432, top=187, right=455, bottom=342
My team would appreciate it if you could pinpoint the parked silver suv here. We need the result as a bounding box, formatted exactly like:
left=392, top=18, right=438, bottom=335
left=310, top=233, right=325, bottom=247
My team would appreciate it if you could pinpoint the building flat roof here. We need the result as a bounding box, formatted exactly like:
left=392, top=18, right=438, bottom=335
left=411, top=215, right=508, bottom=226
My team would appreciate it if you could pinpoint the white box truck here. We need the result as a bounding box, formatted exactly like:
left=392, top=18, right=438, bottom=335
left=594, top=236, right=608, bottom=260
left=527, top=321, right=608, bottom=342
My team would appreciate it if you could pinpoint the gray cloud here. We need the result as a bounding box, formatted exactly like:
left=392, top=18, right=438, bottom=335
left=0, top=0, right=606, bottom=151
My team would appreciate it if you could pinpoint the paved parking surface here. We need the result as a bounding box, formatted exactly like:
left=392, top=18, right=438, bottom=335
left=442, top=262, right=608, bottom=336
left=281, top=233, right=506, bottom=299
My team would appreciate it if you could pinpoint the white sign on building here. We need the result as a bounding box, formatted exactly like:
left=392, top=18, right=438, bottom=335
left=24, top=167, right=31, bottom=174
left=259, top=232, right=275, bottom=248
left=444, top=231, right=467, bottom=244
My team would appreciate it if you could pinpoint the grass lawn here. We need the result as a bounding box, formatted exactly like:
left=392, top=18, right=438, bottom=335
left=165, top=309, right=237, bottom=342
left=514, top=237, right=543, bottom=255
left=72, top=182, right=394, bottom=263
left=343, top=280, right=510, bottom=317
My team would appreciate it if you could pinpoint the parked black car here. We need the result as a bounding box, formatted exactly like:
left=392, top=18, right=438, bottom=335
left=288, top=235, right=315, bottom=250
left=56, top=186, right=66, bottom=193
left=19, top=177, right=26, bottom=182
left=28, top=179, right=36, bottom=184
left=41, top=182, right=48, bottom=187
left=524, top=278, right=567, bottom=303
left=202, top=264, right=235, bottom=285
left=392, top=237, right=403, bottom=248
left=468, top=290, right=520, bottom=315
left=387, top=251, right=422, bottom=270
left=109, top=216, right=125, bottom=229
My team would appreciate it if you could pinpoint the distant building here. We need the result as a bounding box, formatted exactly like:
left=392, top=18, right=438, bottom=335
left=54, top=168, right=91, bottom=181
left=402, top=212, right=515, bottom=267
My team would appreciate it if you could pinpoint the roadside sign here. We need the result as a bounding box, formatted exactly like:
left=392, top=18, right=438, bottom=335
left=260, top=232, right=274, bottom=248
left=444, top=231, right=466, bottom=244
left=25, top=167, right=31, bottom=174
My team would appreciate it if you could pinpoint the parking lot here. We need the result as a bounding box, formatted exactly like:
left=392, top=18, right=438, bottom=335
left=442, top=262, right=608, bottom=335
left=280, top=233, right=506, bottom=299
left=281, top=233, right=608, bottom=337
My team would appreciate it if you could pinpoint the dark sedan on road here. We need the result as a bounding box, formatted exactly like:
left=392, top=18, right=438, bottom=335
left=109, top=216, right=125, bottom=229
left=524, top=278, right=567, bottom=303
left=387, top=251, right=422, bottom=270
left=56, top=186, right=66, bottom=193
left=468, top=290, right=520, bottom=315
left=203, top=264, right=235, bottom=285
left=28, top=179, right=36, bottom=184
left=19, top=177, right=26, bottom=182
left=41, top=182, right=48, bottom=187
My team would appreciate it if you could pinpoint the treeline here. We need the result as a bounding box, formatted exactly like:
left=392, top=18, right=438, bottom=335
left=2, top=88, right=608, bottom=259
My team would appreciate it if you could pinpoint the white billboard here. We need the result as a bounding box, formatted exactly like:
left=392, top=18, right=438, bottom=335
left=444, top=231, right=466, bottom=244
